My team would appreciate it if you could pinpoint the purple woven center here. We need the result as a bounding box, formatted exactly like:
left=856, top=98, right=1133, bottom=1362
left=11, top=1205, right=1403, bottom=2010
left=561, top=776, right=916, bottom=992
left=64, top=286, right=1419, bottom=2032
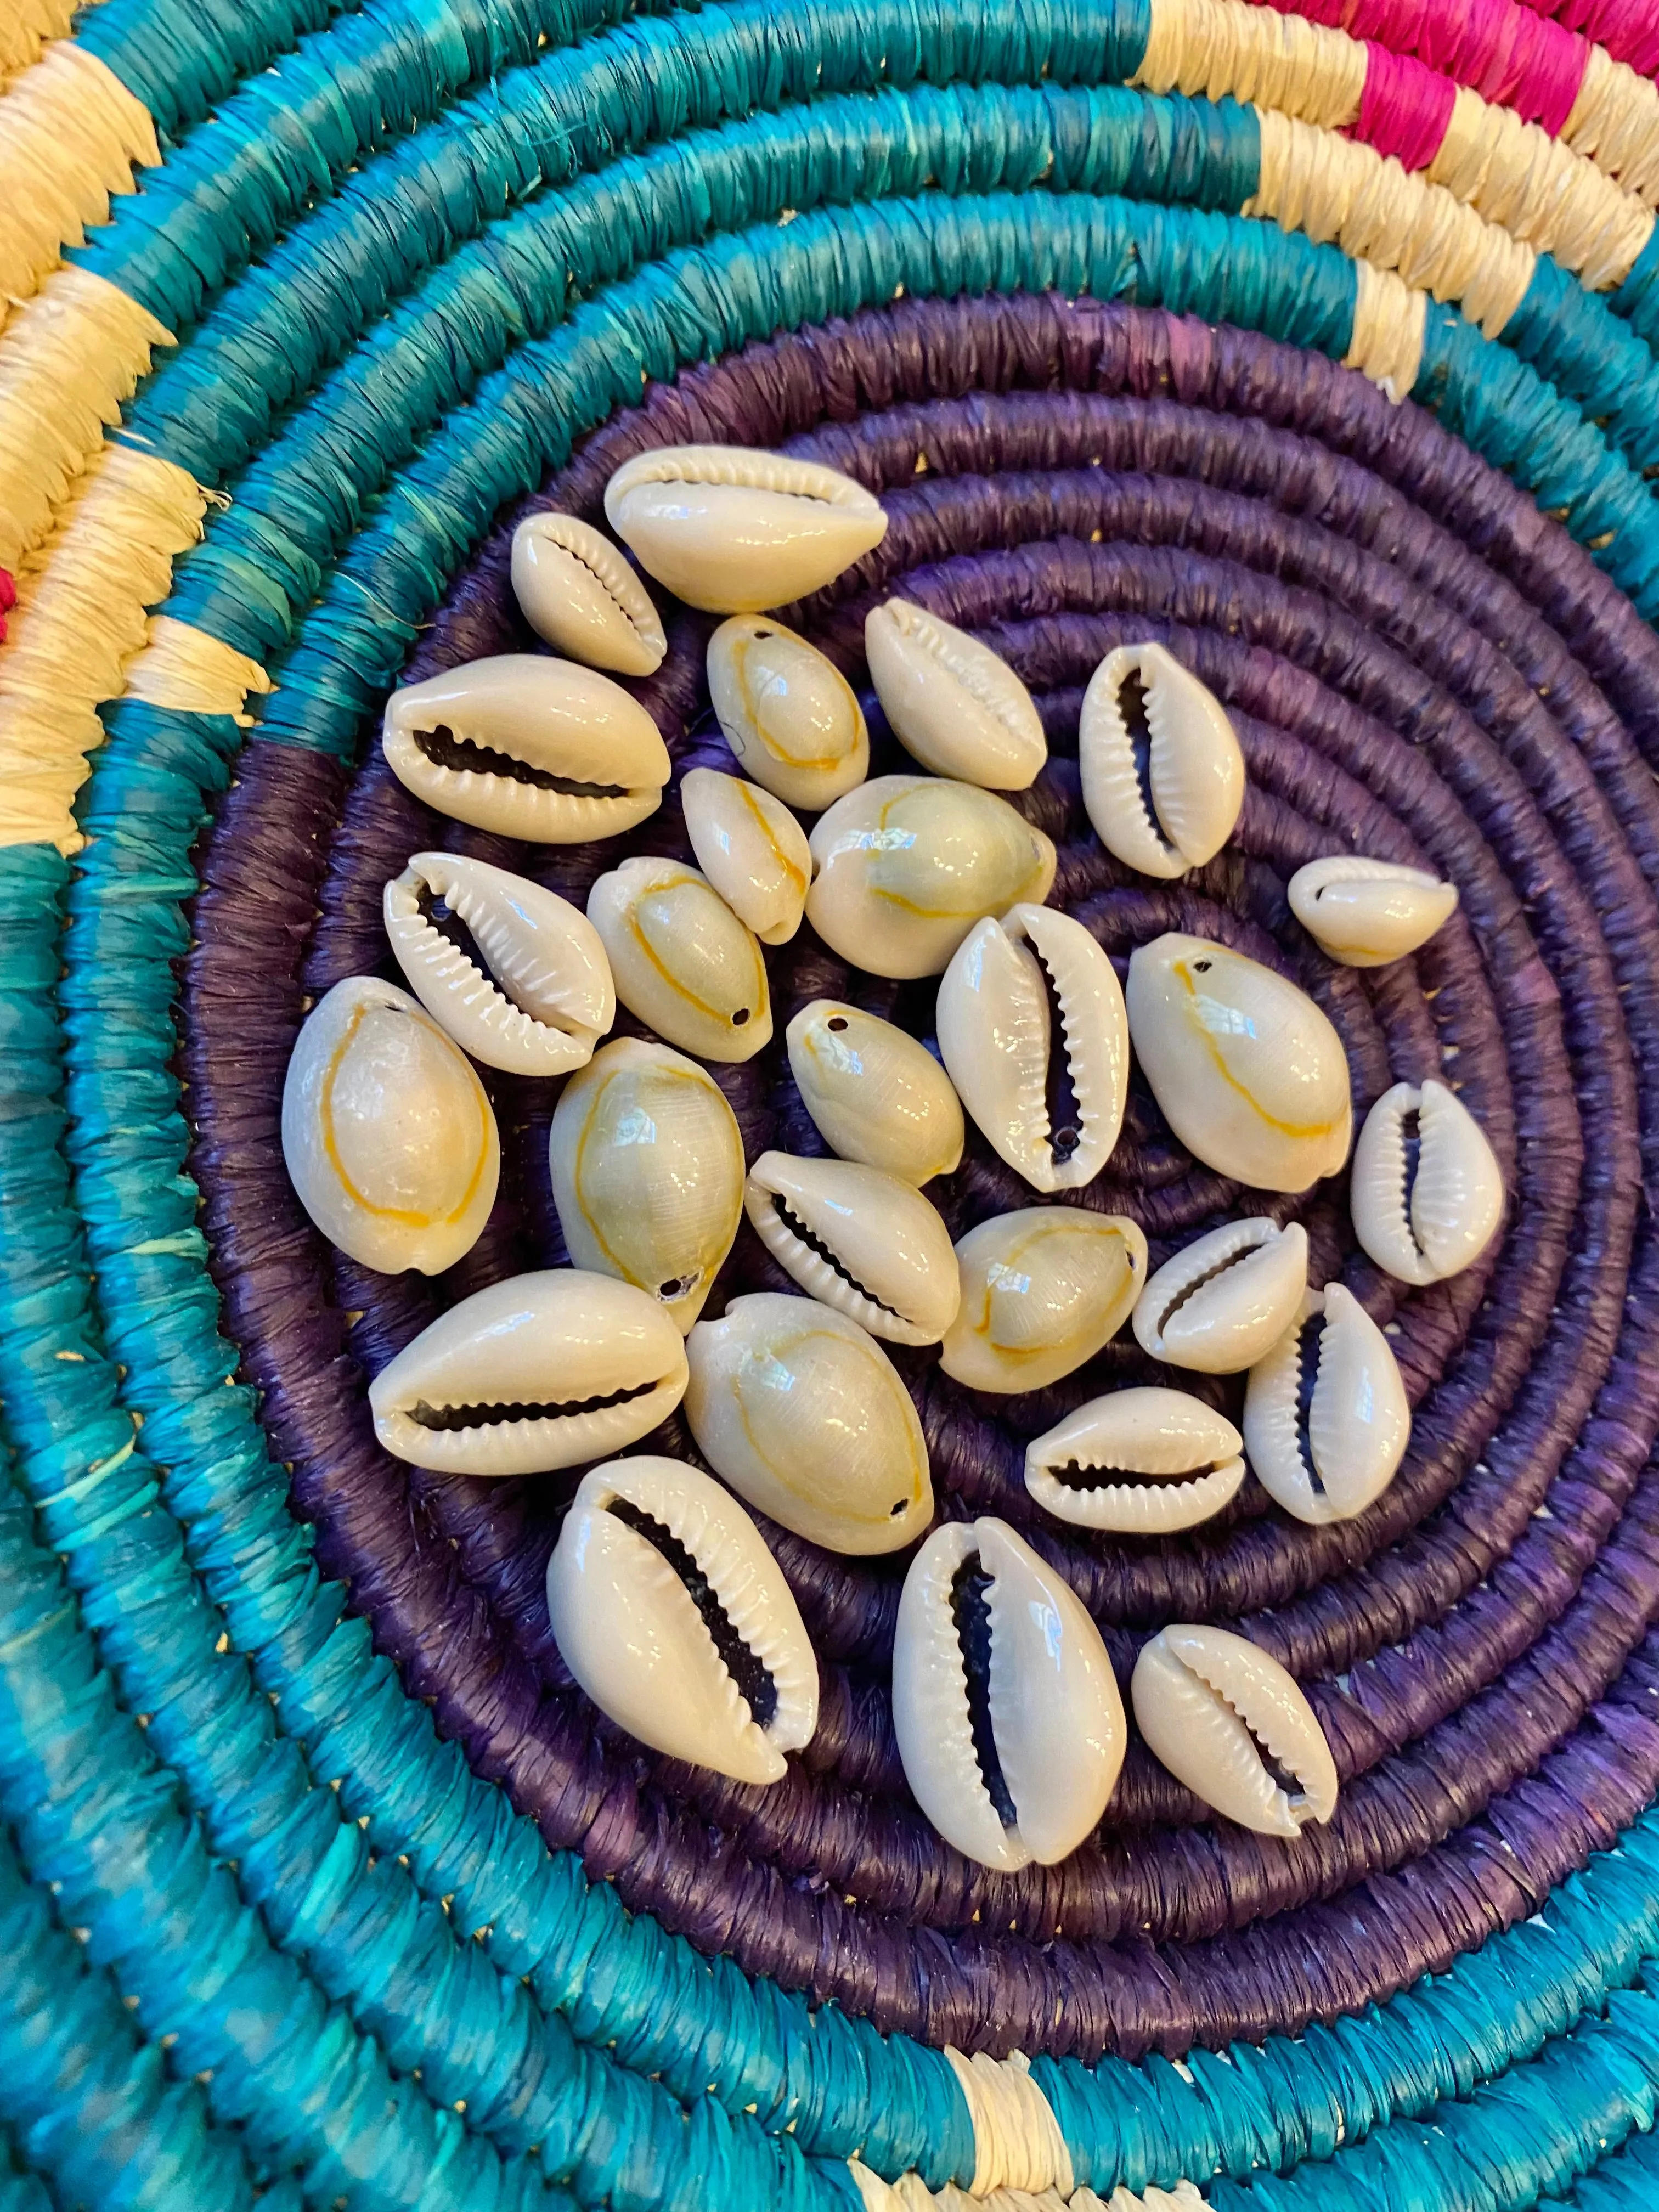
left=187, top=295, right=1659, bottom=2062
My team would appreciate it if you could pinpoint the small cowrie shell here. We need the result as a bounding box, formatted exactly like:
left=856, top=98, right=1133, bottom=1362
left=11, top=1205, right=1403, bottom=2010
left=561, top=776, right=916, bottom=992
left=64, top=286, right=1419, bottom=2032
left=604, top=444, right=887, bottom=612
left=806, top=775, right=1057, bottom=980
left=1350, top=1078, right=1504, bottom=1286
left=587, top=856, right=772, bottom=1062
left=706, top=615, right=870, bottom=811
left=1132, top=1218, right=1310, bottom=1374
left=743, top=1151, right=960, bottom=1345
left=939, top=1206, right=1148, bottom=1396
left=383, top=851, right=614, bottom=1076
left=1131, top=1623, right=1338, bottom=1837
left=509, top=511, right=665, bottom=675
left=680, top=767, right=810, bottom=945
left=936, top=903, right=1129, bottom=1193
left=892, top=1516, right=1126, bottom=1870
left=381, top=654, right=670, bottom=842
left=1126, top=934, right=1352, bottom=1193
left=864, top=598, right=1047, bottom=789
left=1025, top=1387, right=1245, bottom=1533
left=785, top=1000, right=965, bottom=1186
left=1243, top=1284, right=1410, bottom=1524
left=1080, top=642, right=1244, bottom=878
left=1289, top=855, right=1458, bottom=968
left=546, top=1455, right=817, bottom=1785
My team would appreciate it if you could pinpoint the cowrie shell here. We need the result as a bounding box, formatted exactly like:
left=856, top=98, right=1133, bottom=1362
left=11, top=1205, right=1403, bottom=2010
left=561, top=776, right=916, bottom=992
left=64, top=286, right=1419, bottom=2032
left=680, top=767, right=810, bottom=945
left=509, top=511, right=665, bottom=675
left=785, top=1000, right=965, bottom=1187
left=1243, top=1284, right=1410, bottom=1524
left=1025, top=1387, right=1245, bottom=1533
left=936, top=903, right=1129, bottom=1193
left=1080, top=642, right=1244, bottom=878
left=1350, top=1078, right=1504, bottom=1286
left=1289, top=855, right=1458, bottom=968
left=806, top=775, right=1057, bottom=980
left=281, top=975, right=499, bottom=1276
left=1126, top=934, right=1352, bottom=1194
left=742, top=1151, right=960, bottom=1345
left=548, top=1037, right=744, bottom=1334
left=685, top=1291, right=932, bottom=1555
left=892, top=1516, right=1126, bottom=1870
left=368, top=1268, right=689, bottom=1475
left=706, top=616, right=870, bottom=811
left=605, top=444, right=887, bottom=613
left=939, top=1206, right=1148, bottom=1396
left=864, top=598, right=1047, bottom=789
left=381, top=654, right=670, bottom=842
left=546, top=1455, right=817, bottom=1785
left=1131, top=1218, right=1310, bottom=1374
left=586, top=856, right=772, bottom=1063
left=383, top=851, right=613, bottom=1076
left=1131, top=1623, right=1338, bottom=1837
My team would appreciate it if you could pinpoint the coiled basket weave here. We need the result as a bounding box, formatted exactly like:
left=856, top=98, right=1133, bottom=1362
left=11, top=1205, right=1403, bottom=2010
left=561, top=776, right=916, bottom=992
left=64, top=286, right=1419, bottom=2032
left=7, top=0, right=1659, bottom=2203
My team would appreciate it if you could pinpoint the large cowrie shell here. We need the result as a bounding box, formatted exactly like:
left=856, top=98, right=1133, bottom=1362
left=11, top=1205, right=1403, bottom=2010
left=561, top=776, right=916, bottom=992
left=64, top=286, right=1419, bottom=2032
left=1025, top=1387, right=1245, bottom=1533
left=785, top=1000, right=965, bottom=1187
left=604, top=444, right=887, bottom=613
left=806, top=775, right=1057, bottom=980
left=706, top=615, right=870, bottom=811
left=742, top=1152, right=960, bottom=1345
left=680, top=767, right=810, bottom=945
left=939, top=1206, right=1148, bottom=1396
left=546, top=1455, right=817, bottom=1785
left=368, top=1268, right=689, bottom=1475
left=383, top=851, right=613, bottom=1076
left=1080, top=642, right=1244, bottom=878
left=586, top=856, right=772, bottom=1063
left=509, top=512, right=666, bottom=675
left=381, top=654, right=670, bottom=842
left=1289, top=855, right=1458, bottom=968
left=685, top=1292, right=932, bottom=1554
left=1243, top=1284, right=1410, bottom=1524
left=1132, top=1218, right=1310, bottom=1374
left=864, top=598, right=1047, bottom=790
left=892, top=1516, right=1126, bottom=1870
left=936, top=904, right=1129, bottom=1193
left=1350, top=1078, right=1504, bottom=1286
left=1131, top=1623, right=1338, bottom=1837
left=281, top=975, right=499, bottom=1276
left=548, top=1037, right=744, bottom=1334
left=1126, top=934, right=1352, bottom=1194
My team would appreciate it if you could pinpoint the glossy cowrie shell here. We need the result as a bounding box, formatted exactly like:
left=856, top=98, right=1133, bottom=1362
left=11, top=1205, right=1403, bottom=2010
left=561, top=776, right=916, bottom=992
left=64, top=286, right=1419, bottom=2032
left=281, top=975, right=499, bottom=1276
left=381, top=654, right=670, bottom=842
left=892, top=1516, right=1126, bottom=1870
left=864, top=597, right=1047, bottom=789
left=1289, top=856, right=1458, bottom=968
left=1131, top=1218, right=1310, bottom=1375
left=605, top=444, right=887, bottom=613
left=939, top=1206, right=1148, bottom=1396
left=509, top=511, right=666, bottom=675
left=1350, top=1079, right=1504, bottom=1286
left=1080, top=642, right=1244, bottom=878
left=383, top=851, right=613, bottom=1076
left=1025, top=1388, right=1245, bottom=1533
left=1131, top=1623, right=1338, bottom=1837
left=680, top=767, right=810, bottom=945
left=706, top=615, right=870, bottom=812
left=587, top=856, right=772, bottom=1062
left=546, top=1455, right=817, bottom=1785
left=936, top=903, right=1129, bottom=1193
left=742, top=1152, right=960, bottom=1345
left=368, top=1269, right=689, bottom=1475
left=1243, top=1284, right=1410, bottom=1524
left=785, top=1000, right=965, bottom=1187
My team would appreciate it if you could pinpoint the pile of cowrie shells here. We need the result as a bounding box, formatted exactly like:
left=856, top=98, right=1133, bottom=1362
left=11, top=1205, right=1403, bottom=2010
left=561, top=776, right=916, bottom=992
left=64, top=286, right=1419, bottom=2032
left=279, top=440, right=1507, bottom=1872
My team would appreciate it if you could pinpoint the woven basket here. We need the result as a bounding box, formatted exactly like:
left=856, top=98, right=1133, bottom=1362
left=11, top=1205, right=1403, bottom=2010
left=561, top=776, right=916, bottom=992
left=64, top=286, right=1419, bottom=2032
left=4, top=0, right=1659, bottom=2204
